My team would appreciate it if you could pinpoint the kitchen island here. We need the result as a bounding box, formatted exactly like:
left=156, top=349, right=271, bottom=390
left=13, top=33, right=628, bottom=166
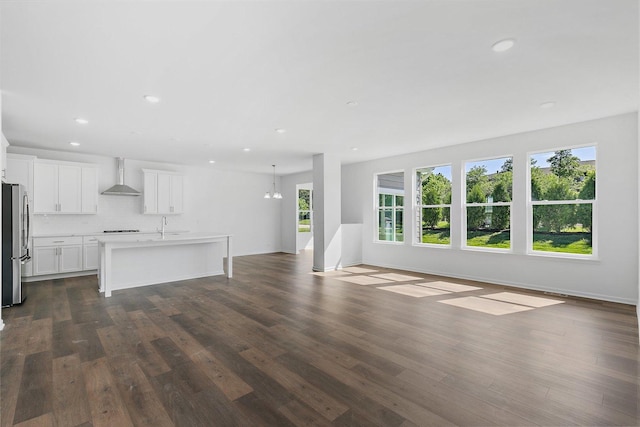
left=98, top=232, right=232, bottom=297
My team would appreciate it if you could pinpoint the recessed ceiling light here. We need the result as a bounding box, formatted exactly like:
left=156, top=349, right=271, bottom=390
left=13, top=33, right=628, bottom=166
left=209, top=160, right=215, bottom=164
left=275, top=128, right=286, bottom=134
left=492, top=38, right=515, bottom=52
left=540, top=101, right=556, bottom=109
left=351, top=147, right=358, bottom=151
left=144, top=95, right=160, bottom=103
left=243, top=148, right=251, bottom=152
left=69, top=141, right=80, bottom=146
left=346, top=101, right=359, bottom=107
left=74, top=118, right=88, bottom=125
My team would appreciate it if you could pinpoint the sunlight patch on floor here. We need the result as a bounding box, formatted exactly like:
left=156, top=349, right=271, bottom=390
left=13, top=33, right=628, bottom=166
left=371, top=273, right=424, bottom=282
left=439, top=296, right=535, bottom=315
left=378, top=285, right=451, bottom=297
left=334, top=276, right=393, bottom=286
left=480, top=292, right=564, bottom=308
left=418, top=281, right=482, bottom=293
left=341, top=267, right=379, bottom=274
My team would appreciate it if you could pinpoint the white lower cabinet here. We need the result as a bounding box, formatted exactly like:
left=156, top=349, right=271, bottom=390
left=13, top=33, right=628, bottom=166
left=83, top=236, right=100, bottom=270
left=33, top=237, right=84, bottom=276
left=60, top=245, right=83, bottom=272
left=83, top=245, right=99, bottom=270
left=33, top=247, right=59, bottom=275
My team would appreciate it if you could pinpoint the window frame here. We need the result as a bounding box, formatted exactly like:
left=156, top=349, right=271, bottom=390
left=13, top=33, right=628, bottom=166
left=374, top=170, right=405, bottom=244
left=526, top=144, right=598, bottom=259
left=462, top=155, right=514, bottom=253
left=414, top=164, right=452, bottom=248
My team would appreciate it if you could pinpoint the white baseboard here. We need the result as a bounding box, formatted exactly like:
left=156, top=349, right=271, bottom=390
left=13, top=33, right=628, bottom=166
left=24, top=270, right=97, bottom=282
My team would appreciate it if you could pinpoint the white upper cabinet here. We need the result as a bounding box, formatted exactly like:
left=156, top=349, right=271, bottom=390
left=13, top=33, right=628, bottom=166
left=5, top=154, right=36, bottom=203
left=81, top=167, right=99, bottom=213
left=34, top=162, right=58, bottom=213
left=157, top=173, right=171, bottom=213
left=143, top=171, right=158, bottom=214
left=33, top=160, right=99, bottom=214
left=57, top=165, right=82, bottom=213
left=142, top=169, right=184, bottom=214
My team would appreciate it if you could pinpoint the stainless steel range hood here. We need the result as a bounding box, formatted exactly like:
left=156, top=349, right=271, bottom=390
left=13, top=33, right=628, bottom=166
left=102, top=158, right=140, bottom=196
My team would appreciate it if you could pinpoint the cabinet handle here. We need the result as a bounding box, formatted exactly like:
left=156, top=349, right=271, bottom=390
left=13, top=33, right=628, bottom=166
left=144, top=205, right=147, bottom=213
left=95, top=204, right=97, bottom=212
left=53, top=240, right=64, bottom=243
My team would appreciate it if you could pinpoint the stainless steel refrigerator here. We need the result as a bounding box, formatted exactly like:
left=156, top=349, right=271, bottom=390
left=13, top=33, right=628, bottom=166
left=2, top=183, right=30, bottom=306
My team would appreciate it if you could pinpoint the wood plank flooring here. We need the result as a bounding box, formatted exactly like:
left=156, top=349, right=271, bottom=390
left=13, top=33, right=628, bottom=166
left=1, top=252, right=638, bottom=426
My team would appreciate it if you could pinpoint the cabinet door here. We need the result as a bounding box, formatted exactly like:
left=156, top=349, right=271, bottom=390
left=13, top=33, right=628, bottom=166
left=170, top=175, right=183, bottom=213
left=81, top=167, right=99, bottom=213
left=59, top=245, right=83, bottom=272
left=33, top=163, right=58, bottom=213
left=58, top=165, right=82, bottom=213
left=5, top=156, right=34, bottom=203
left=157, top=173, right=172, bottom=214
left=143, top=172, right=158, bottom=214
left=33, top=247, right=58, bottom=275
left=83, top=244, right=99, bottom=270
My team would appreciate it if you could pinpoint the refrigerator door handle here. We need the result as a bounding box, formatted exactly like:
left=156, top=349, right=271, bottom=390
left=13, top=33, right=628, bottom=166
left=22, top=193, right=30, bottom=250
left=12, top=253, right=31, bottom=263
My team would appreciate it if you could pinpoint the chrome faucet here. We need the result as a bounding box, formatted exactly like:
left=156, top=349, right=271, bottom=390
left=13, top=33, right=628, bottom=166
left=160, top=216, right=167, bottom=238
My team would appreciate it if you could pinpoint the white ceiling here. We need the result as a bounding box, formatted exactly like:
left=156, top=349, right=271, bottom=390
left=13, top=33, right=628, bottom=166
left=1, top=0, right=637, bottom=175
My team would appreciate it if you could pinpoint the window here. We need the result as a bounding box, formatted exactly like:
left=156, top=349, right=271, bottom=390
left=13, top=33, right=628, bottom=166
left=529, top=147, right=596, bottom=256
left=416, top=165, right=452, bottom=245
left=376, top=172, right=404, bottom=242
left=464, top=156, right=513, bottom=250
left=298, top=188, right=312, bottom=232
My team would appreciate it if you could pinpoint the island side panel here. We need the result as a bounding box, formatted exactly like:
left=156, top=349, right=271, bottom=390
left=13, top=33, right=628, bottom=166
left=108, top=241, right=224, bottom=293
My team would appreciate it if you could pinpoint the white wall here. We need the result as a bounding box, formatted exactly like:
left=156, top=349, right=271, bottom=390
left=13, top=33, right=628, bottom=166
left=7, top=147, right=282, bottom=256
left=280, top=171, right=312, bottom=254
left=342, top=113, right=639, bottom=304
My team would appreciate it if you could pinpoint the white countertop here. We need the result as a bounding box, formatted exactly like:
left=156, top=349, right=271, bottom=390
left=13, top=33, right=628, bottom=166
left=96, top=231, right=231, bottom=244
left=33, top=230, right=190, bottom=238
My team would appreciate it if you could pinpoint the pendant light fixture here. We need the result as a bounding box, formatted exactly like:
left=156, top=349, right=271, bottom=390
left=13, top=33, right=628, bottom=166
left=264, top=164, right=283, bottom=199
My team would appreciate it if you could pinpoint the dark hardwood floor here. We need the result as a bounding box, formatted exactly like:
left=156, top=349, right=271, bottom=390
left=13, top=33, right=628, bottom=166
left=1, top=252, right=638, bottom=426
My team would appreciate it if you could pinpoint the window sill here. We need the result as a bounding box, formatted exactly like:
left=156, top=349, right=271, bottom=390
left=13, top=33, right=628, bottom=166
left=414, top=243, right=452, bottom=249
left=462, top=246, right=513, bottom=254
left=527, top=251, right=600, bottom=262
left=374, top=240, right=405, bottom=245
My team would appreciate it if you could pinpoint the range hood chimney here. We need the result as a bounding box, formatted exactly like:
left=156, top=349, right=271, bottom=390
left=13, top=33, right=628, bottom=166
left=102, top=158, right=140, bottom=196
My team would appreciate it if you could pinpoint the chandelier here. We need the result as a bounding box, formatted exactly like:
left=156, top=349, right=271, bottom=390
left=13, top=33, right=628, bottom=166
left=264, top=164, right=283, bottom=199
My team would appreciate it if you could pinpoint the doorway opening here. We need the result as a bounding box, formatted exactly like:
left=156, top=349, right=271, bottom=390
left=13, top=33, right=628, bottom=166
left=296, top=183, right=313, bottom=252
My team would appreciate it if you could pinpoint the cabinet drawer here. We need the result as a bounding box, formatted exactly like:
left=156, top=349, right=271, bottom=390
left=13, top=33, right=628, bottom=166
left=83, top=236, right=100, bottom=244
left=34, top=236, right=83, bottom=247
